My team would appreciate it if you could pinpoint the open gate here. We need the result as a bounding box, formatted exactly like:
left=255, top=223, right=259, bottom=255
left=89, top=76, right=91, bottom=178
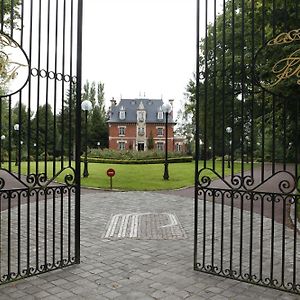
left=0, top=0, right=82, bottom=284
left=194, top=0, right=300, bottom=295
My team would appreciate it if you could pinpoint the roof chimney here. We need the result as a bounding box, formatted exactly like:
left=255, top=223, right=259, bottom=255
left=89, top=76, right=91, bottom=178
left=110, top=97, right=117, bottom=107
left=169, top=99, right=174, bottom=109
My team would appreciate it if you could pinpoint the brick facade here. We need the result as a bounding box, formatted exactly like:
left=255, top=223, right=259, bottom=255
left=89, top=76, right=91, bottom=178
left=107, top=98, right=177, bottom=152
left=108, top=123, right=175, bottom=151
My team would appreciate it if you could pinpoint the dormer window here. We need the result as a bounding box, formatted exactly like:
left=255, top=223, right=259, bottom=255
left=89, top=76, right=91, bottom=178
left=158, top=111, right=163, bottom=120
left=119, top=106, right=126, bottom=120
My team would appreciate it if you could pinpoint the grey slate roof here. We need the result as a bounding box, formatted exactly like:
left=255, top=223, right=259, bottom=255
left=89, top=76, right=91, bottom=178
left=107, top=98, right=175, bottom=124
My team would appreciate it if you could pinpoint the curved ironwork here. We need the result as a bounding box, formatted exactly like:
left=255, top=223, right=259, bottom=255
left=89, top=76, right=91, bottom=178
left=0, top=167, right=75, bottom=191
left=194, top=0, right=299, bottom=295
left=0, top=0, right=82, bottom=287
left=30, top=68, right=77, bottom=83
left=197, top=168, right=298, bottom=195
left=0, top=32, right=30, bottom=97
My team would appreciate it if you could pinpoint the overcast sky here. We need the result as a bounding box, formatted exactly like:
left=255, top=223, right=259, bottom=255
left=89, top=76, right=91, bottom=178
left=82, top=0, right=197, bottom=115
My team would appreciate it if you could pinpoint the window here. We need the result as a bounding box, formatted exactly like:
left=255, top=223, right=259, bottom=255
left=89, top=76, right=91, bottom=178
left=118, top=142, right=126, bottom=150
left=138, top=127, right=145, bottom=136
left=157, top=111, right=163, bottom=120
left=157, top=128, right=163, bottom=136
left=157, top=142, right=164, bottom=151
left=119, top=127, right=125, bottom=136
left=137, top=111, right=145, bottom=122
left=119, top=110, right=126, bottom=120
left=176, top=143, right=182, bottom=152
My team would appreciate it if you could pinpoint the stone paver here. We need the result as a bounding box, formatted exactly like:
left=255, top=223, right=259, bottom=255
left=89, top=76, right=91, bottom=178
left=0, top=191, right=299, bottom=299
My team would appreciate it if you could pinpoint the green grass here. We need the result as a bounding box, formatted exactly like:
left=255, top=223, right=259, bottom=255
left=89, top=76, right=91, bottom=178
left=2, top=160, right=250, bottom=191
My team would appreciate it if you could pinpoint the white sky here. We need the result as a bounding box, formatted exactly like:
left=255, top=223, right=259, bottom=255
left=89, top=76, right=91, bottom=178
left=82, top=0, right=197, bottom=116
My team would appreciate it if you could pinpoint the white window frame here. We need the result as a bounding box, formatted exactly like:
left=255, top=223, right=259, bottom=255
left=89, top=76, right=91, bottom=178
left=157, top=111, right=163, bottom=120
left=119, top=127, right=126, bottom=136
left=176, top=143, right=182, bottom=152
left=157, top=142, right=164, bottom=151
left=137, top=111, right=145, bottom=122
left=157, top=127, right=164, bottom=136
left=118, top=141, right=126, bottom=150
left=138, top=127, right=145, bottom=136
left=119, top=110, right=126, bottom=120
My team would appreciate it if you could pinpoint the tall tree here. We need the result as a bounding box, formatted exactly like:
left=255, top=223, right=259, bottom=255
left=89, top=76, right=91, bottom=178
left=31, top=104, right=54, bottom=156
left=88, top=81, right=108, bottom=148
left=183, top=0, right=299, bottom=161
left=57, top=83, right=77, bottom=157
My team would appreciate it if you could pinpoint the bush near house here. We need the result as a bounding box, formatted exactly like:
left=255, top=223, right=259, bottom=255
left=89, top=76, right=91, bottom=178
left=81, top=149, right=192, bottom=164
left=83, top=157, right=192, bottom=164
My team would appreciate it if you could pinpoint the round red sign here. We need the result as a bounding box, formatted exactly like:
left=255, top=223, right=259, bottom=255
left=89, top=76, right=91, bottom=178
left=106, top=168, right=115, bottom=177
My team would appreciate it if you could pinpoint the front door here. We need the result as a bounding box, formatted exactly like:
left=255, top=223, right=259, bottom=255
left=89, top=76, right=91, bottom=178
left=138, top=143, right=144, bottom=151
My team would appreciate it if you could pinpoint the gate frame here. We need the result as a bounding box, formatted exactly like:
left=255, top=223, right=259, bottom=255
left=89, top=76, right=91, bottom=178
left=0, top=0, right=83, bottom=284
left=193, top=0, right=299, bottom=295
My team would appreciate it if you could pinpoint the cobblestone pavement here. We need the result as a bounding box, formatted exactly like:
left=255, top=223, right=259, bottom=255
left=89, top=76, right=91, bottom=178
left=0, top=191, right=299, bottom=300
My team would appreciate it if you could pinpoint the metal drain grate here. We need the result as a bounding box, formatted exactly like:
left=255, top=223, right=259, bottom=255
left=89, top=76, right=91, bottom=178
left=102, top=213, right=187, bottom=240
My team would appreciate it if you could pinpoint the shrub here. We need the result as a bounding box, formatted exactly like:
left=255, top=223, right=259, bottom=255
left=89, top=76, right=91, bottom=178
left=88, top=148, right=187, bottom=160
left=81, top=156, right=193, bottom=164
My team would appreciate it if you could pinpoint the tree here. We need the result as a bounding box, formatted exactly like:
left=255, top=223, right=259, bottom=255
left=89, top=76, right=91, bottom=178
left=0, top=0, right=21, bottom=30
left=31, top=104, right=55, bottom=157
left=0, top=0, right=21, bottom=95
left=147, top=131, right=154, bottom=150
left=84, top=81, right=108, bottom=149
left=57, top=80, right=109, bottom=157
left=175, top=105, right=194, bottom=155
left=56, top=83, right=77, bottom=157
left=184, top=0, right=299, bottom=161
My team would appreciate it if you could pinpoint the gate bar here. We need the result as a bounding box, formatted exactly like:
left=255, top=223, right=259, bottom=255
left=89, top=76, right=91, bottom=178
left=75, top=0, right=83, bottom=264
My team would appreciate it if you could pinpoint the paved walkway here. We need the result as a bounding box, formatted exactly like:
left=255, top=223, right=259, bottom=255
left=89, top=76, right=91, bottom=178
left=0, top=190, right=299, bottom=300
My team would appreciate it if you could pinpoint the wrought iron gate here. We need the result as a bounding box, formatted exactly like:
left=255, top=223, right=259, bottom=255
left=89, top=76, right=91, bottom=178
left=0, top=0, right=82, bottom=284
left=194, top=0, right=300, bottom=294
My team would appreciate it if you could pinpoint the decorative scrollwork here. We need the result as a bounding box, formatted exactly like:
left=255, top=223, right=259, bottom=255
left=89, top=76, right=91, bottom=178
left=197, top=168, right=297, bottom=195
left=198, top=174, right=211, bottom=188
left=268, top=28, right=300, bottom=46
left=0, top=33, right=29, bottom=97
left=64, top=173, right=74, bottom=186
left=31, top=68, right=76, bottom=83
left=254, top=28, right=300, bottom=98
left=0, top=176, right=4, bottom=189
left=264, top=48, right=300, bottom=88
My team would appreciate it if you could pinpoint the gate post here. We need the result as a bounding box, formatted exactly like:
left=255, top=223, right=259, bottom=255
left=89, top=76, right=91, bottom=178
left=75, top=0, right=83, bottom=265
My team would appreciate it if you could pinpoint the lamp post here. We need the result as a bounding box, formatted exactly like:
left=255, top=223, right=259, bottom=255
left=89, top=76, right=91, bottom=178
left=14, top=123, right=19, bottom=166
left=0, top=135, right=5, bottom=166
left=97, top=141, right=100, bottom=149
left=226, top=126, right=232, bottom=168
left=81, top=100, right=93, bottom=177
left=162, top=102, right=172, bottom=180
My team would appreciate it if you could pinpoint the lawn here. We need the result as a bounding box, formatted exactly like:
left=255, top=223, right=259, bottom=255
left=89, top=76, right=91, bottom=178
left=2, top=160, right=250, bottom=191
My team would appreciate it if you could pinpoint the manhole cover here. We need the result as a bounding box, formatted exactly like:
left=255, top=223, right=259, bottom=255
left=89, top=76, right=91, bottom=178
left=102, top=213, right=187, bottom=240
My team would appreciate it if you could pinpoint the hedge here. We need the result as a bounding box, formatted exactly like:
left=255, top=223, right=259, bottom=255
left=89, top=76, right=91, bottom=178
left=80, top=156, right=193, bottom=164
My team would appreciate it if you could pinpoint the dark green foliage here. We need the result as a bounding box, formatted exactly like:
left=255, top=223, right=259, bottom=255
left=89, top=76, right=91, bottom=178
left=88, top=82, right=108, bottom=149
left=31, top=104, right=55, bottom=156
left=83, top=157, right=193, bottom=165
left=88, top=148, right=189, bottom=160
left=0, top=0, right=21, bottom=30
left=183, top=0, right=299, bottom=162
left=147, top=131, right=154, bottom=150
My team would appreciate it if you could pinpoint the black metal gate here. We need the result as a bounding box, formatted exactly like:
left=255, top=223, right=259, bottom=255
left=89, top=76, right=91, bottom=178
left=194, top=0, right=300, bottom=294
left=0, top=0, right=82, bottom=284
